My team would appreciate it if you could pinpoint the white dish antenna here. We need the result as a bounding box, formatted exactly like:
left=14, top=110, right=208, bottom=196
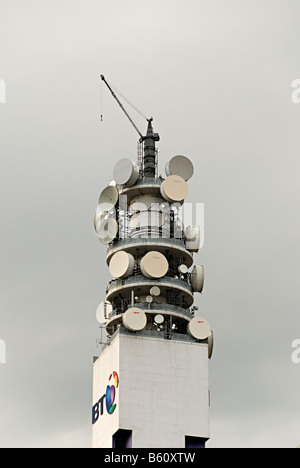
left=150, top=286, right=161, bottom=297
left=188, top=317, right=211, bottom=340
left=191, top=265, right=204, bottom=293
left=113, top=159, right=139, bottom=187
left=178, top=264, right=188, bottom=275
left=165, top=155, right=194, bottom=181
left=140, top=251, right=169, bottom=279
left=154, top=314, right=164, bottom=325
left=109, top=251, right=135, bottom=278
left=160, top=175, right=188, bottom=203
left=98, top=186, right=119, bottom=212
left=96, top=301, right=113, bottom=324
left=123, top=307, right=147, bottom=332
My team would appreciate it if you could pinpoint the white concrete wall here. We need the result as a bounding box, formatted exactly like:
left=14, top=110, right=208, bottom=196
left=92, top=338, right=120, bottom=448
left=92, top=332, right=210, bottom=448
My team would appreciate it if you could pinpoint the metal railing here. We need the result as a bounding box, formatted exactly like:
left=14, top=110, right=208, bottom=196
left=96, top=324, right=204, bottom=356
left=112, top=327, right=198, bottom=344
left=107, top=236, right=186, bottom=254
left=106, top=274, right=193, bottom=295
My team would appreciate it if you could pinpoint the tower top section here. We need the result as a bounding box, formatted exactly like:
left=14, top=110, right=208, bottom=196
left=100, top=75, right=160, bottom=178
left=140, top=117, right=160, bottom=142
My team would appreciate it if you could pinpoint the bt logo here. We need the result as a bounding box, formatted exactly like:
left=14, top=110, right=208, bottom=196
left=92, top=371, right=119, bottom=424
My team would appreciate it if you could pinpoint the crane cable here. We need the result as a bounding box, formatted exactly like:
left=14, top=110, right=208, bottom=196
left=100, top=75, right=148, bottom=125
left=108, top=79, right=148, bottom=122
left=101, top=77, right=103, bottom=121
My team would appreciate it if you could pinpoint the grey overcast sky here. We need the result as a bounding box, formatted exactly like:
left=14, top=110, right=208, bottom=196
left=0, top=0, right=300, bottom=448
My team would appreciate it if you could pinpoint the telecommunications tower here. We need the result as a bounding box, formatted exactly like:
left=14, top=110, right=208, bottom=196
left=92, top=76, right=213, bottom=449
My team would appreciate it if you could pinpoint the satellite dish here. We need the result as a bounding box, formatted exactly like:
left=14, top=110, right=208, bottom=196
left=109, top=251, right=135, bottom=278
left=191, top=265, right=204, bottom=293
left=150, top=286, right=161, bottom=297
left=97, top=217, right=119, bottom=245
left=113, top=159, right=139, bottom=187
left=123, top=307, right=147, bottom=332
left=98, top=186, right=119, bottom=212
left=96, top=302, right=106, bottom=324
left=185, top=226, right=201, bottom=253
left=188, top=317, right=211, bottom=340
left=154, top=314, right=164, bottom=325
left=208, top=331, right=214, bottom=359
left=96, top=301, right=113, bottom=324
left=140, top=251, right=169, bottom=279
left=178, top=264, right=188, bottom=275
left=146, top=295, right=153, bottom=303
left=165, top=155, right=194, bottom=181
left=160, top=175, right=188, bottom=203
